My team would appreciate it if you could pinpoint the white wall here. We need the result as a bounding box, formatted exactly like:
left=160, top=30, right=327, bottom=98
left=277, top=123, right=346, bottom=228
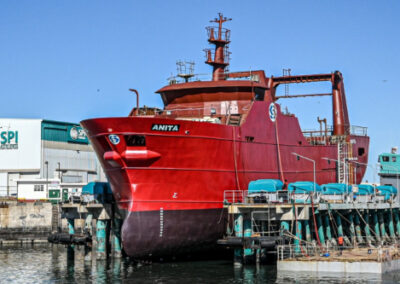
left=17, top=183, right=47, bottom=200
left=0, top=119, right=42, bottom=171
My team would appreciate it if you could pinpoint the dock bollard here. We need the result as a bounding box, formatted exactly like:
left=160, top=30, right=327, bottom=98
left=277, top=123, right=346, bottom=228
left=233, top=214, right=243, bottom=266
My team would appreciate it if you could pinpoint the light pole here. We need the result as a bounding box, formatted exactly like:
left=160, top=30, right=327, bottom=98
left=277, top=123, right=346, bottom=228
left=322, top=157, right=348, bottom=185
left=347, top=160, right=377, bottom=185
left=45, top=161, right=49, bottom=198
left=292, top=152, right=316, bottom=193
left=57, top=162, right=61, bottom=180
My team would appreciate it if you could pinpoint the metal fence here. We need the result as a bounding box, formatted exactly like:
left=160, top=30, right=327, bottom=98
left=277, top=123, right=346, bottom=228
left=0, top=186, right=17, bottom=198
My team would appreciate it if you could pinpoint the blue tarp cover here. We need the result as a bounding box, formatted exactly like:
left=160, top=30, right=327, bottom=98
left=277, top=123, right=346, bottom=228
left=248, top=179, right=284, bottom=193
left=288, top=181, right=321, bottom=193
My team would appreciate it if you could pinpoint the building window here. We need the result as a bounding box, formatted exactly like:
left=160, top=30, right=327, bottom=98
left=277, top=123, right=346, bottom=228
left=382, top=156, right=390, bottom=162
left=34, top=185, right=44, bottom=191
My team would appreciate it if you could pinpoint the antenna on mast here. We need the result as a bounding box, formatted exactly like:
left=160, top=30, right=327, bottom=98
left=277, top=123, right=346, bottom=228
left=204, top=13, right=232, bottom=81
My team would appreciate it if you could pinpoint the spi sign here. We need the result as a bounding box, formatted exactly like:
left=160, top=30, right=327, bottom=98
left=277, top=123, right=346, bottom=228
left=67, top=126, right=88, bottom=144
left=0, top=131, right=18, bottom=150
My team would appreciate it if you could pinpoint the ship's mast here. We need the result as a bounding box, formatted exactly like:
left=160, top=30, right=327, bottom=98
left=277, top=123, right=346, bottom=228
left=205, top=13, right=231, bottom=81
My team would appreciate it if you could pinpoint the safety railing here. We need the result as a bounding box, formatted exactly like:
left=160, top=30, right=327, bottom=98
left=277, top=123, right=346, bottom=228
left=350, top=125, right=368, bottom=136
left=224, top=190, right=399, bottom=206
left=302, top=125, right=368, bottom=140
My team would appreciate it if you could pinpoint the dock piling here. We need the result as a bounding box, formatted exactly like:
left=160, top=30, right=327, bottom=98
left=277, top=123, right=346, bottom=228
left=373, top=211, right=382, bottom=243
left=234, top=214, right=243, bottom=266
left=354, top=213, right=363, bottom=244
left=395, top=209, right=400, bottom=236
left=243, top=218, right=253, bottom=263
left=348, top=213, right=356, bottom=245
left=96, top=219, right=107, bottom=260
left=316, top=213, right=325, bottom=245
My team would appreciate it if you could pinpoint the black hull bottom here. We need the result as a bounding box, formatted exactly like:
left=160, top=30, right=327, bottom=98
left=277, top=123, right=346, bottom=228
left=121, top=208, right=227, bottom=259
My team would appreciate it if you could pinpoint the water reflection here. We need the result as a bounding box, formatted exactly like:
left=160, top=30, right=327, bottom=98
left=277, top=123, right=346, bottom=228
left=0, top=245, right=398, bottom=283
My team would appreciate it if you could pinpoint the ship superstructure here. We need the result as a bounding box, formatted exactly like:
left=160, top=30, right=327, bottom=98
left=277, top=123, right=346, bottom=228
left=81, top=14, right=369, bottom=258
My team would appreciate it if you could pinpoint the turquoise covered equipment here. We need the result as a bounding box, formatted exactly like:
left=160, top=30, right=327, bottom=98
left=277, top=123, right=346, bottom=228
left=356, top=184, right=374, bottom=195
left=248, top=179, right=283, bottom=193
left=288, top=181, right=321, bottom=193
left=353, top=184, right=374, bottom=203
left=82, top=182, right=113, bottom=203
left=321, top=183, right=352, bottom=194
left=247, top=179, right=284, bottom=203
left=288, top=181, right=321, bottom=203
left=376, top=185, right=397, bottom=201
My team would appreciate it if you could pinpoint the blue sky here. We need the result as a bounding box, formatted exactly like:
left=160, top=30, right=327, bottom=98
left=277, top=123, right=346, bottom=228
left=1, top=1, right=399, bottom=182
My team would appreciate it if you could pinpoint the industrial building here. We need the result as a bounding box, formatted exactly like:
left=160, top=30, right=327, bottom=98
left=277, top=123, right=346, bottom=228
left=0, top=118, right=106, bottom=201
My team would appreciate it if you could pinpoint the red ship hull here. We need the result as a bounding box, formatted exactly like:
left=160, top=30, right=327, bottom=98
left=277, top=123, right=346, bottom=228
left=81, top=102, right=369, bottom=257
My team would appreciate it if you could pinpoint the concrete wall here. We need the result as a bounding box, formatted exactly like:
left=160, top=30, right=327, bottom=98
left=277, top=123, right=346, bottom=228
left=278, top=259, right=400, bottom=274
left=0, top=201, right=87, bottom=241
left=0, top=202, right=53, bottom=240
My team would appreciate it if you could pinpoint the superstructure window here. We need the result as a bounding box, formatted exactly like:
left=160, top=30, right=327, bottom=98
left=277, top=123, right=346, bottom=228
left=358, top=147, right=365, bottom=156
left=125, top=135, right=146, bottom=146
left=393, top=156, right=397, bottom=162
left=254, top=87, right=265, bottom=101
left=382, top=156, right=390, bottom=162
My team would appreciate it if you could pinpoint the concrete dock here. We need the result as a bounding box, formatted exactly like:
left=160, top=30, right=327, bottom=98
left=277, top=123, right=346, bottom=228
left=278, top=245, right=400, bottom=274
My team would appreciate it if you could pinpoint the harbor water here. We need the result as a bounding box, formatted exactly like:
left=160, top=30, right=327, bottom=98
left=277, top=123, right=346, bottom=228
left=1, top=245, right=400, bottom=283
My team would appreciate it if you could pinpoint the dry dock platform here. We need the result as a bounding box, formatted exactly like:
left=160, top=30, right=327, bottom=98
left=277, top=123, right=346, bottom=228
left=277, top=245, right=400, bottom=274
